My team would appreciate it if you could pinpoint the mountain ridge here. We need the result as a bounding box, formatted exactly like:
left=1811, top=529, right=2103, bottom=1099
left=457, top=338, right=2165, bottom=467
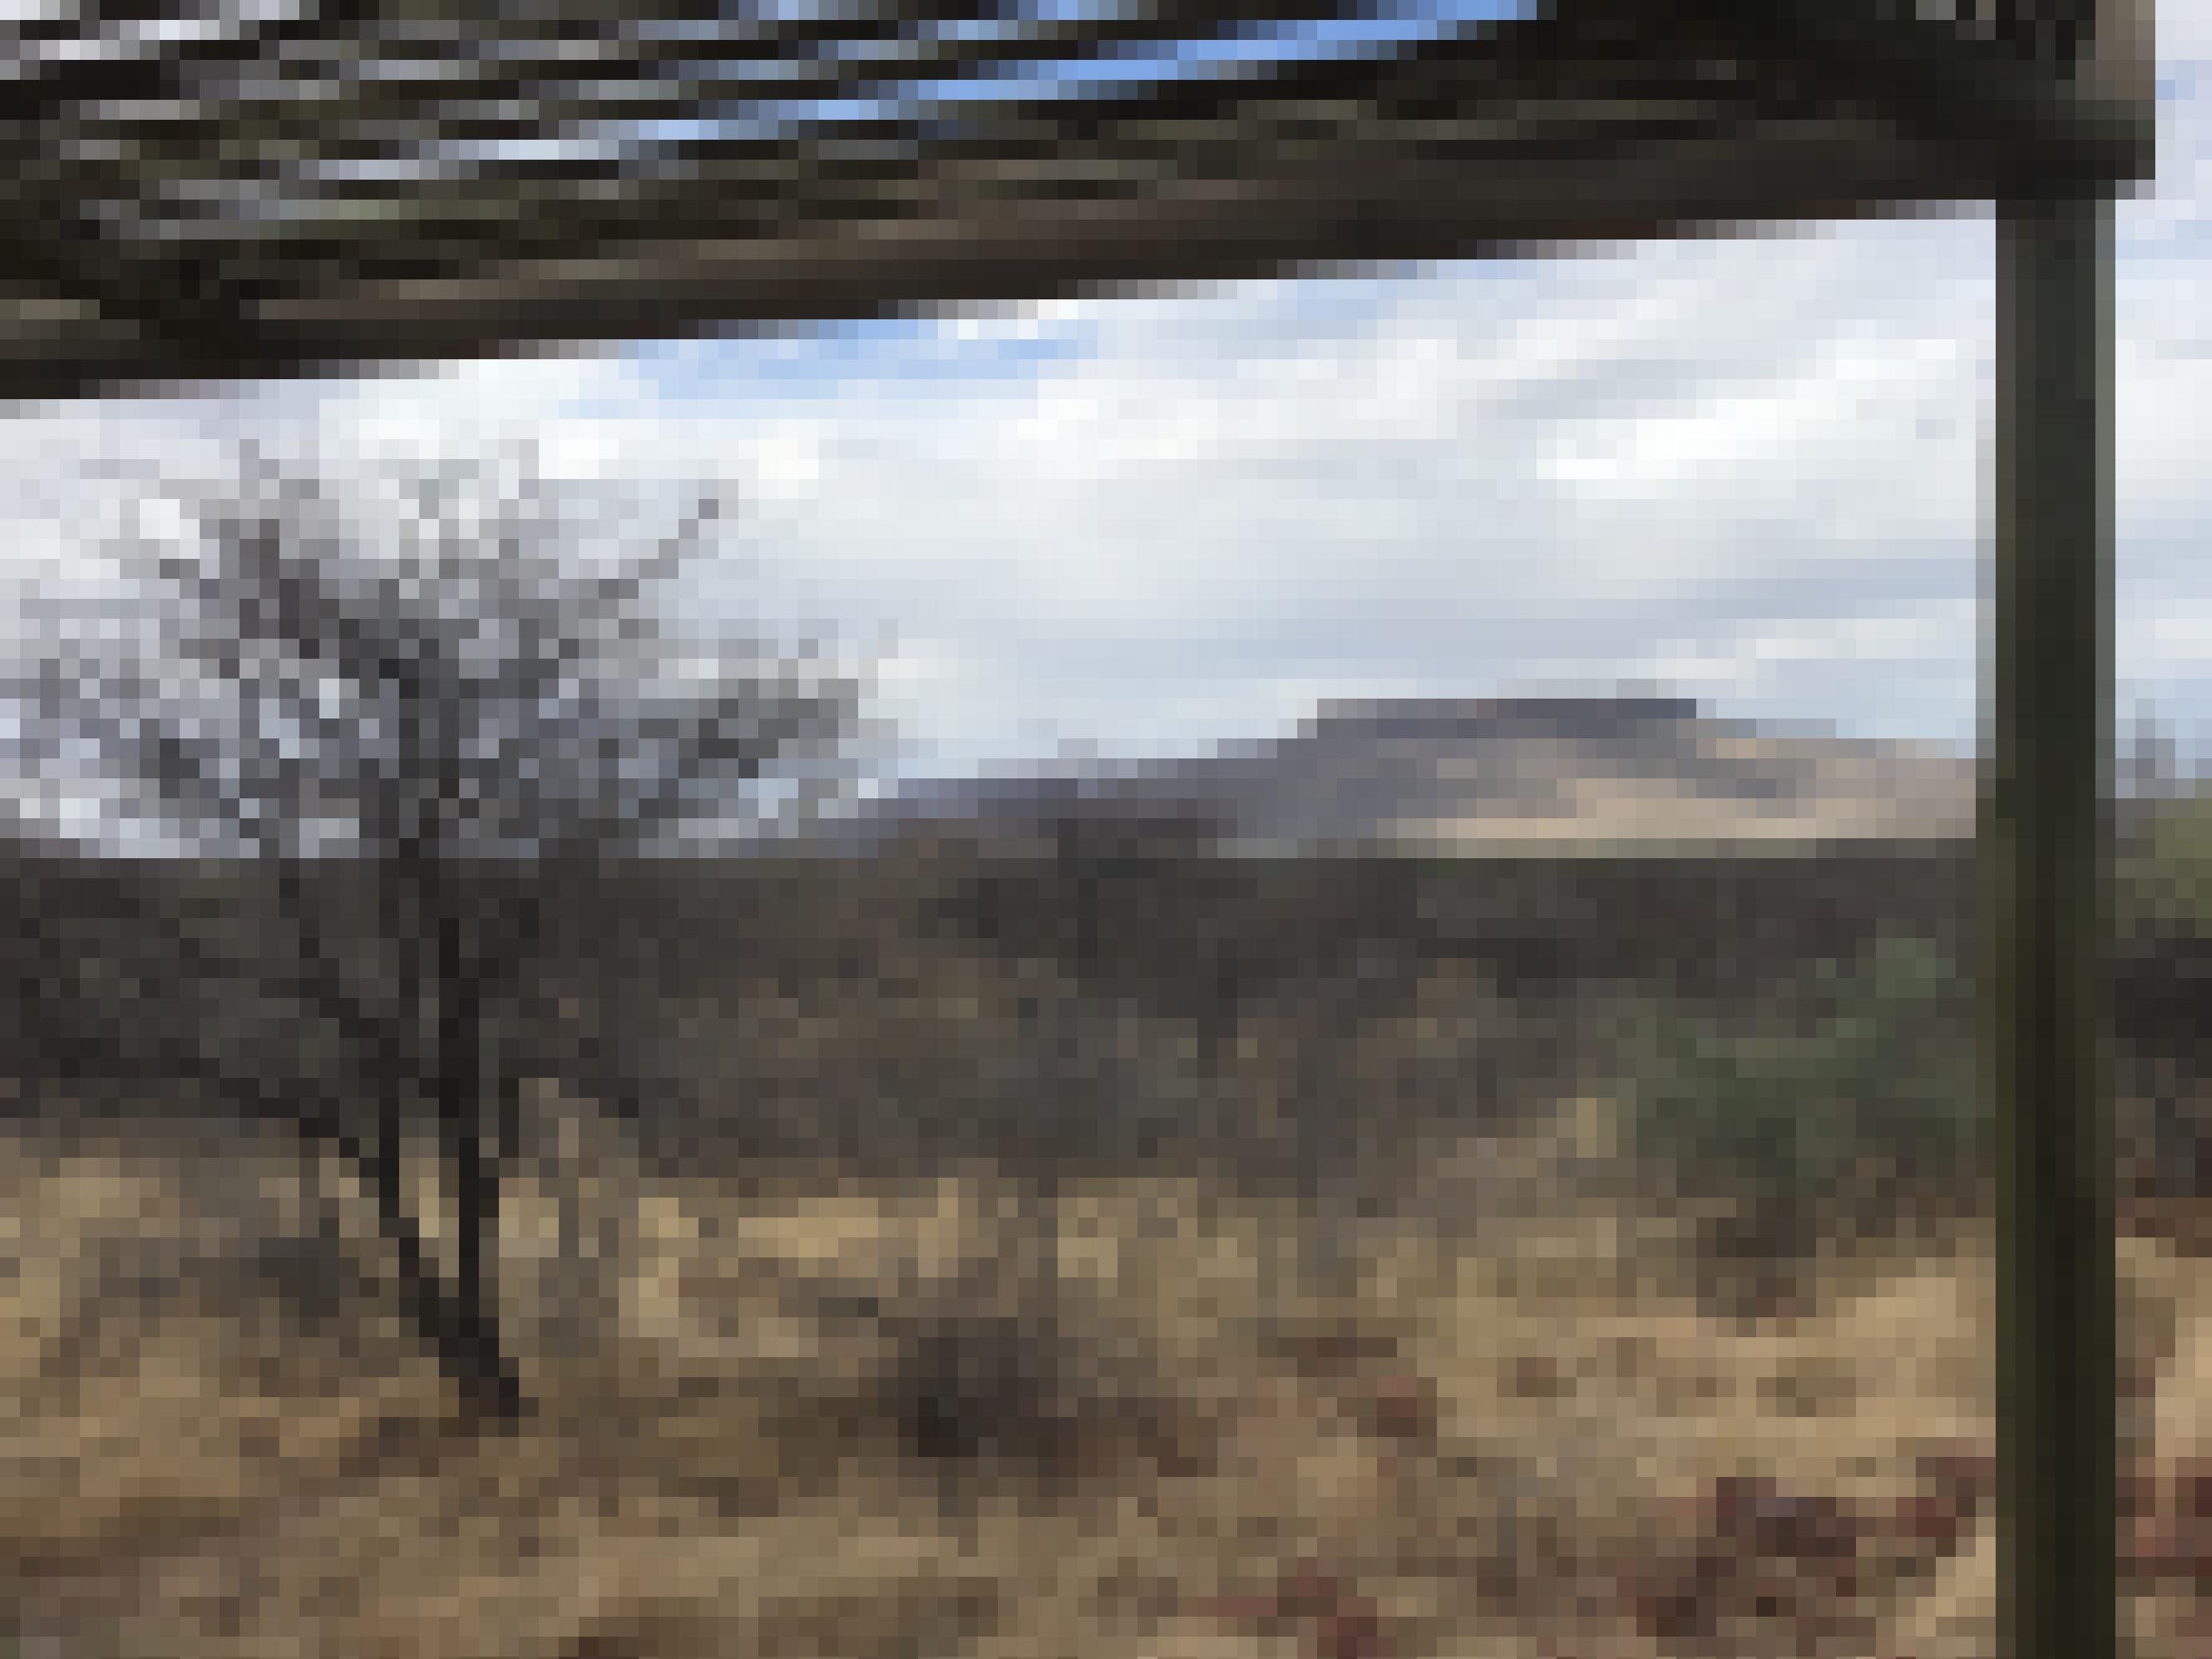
left=840, top=695, right=1980, bottom=857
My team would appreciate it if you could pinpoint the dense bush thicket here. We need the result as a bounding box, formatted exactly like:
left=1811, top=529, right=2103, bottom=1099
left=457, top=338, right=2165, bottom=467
left=1616, top=930, right=1981, bottom=1272
left=14, top=837, right=2212, bottom=1250
left=2119, top=789, right=2212, bottom=935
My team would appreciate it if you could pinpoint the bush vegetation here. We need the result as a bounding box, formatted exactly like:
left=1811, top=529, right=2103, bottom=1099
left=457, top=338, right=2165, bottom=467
left=1616, top=929, right=1981, bottom=1285
left=2119, top=788, right=2212, bottom=936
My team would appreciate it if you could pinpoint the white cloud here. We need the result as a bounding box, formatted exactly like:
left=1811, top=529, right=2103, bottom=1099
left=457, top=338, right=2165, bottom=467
left=0, top=18, right=2207, bottom=801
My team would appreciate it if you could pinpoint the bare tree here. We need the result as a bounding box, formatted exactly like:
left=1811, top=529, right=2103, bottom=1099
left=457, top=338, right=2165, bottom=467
left=6, top=438, right=864, bottom=1423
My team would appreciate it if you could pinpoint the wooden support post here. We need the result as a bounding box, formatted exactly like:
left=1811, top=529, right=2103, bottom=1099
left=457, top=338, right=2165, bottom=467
left=1987, top=190, right=2115, bottom=1659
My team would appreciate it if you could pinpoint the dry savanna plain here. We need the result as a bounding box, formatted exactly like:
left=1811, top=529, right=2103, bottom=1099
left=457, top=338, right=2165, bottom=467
left=3, top=841, right=2210, bottom=1659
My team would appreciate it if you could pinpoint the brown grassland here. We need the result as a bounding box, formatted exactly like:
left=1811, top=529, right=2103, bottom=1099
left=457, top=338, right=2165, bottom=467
left=2, top=857, right=2209, bottom=1659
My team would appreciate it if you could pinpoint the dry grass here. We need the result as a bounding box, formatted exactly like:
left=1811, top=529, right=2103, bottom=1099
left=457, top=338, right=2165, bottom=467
left=2, top=1071, right=2203, bottom=1659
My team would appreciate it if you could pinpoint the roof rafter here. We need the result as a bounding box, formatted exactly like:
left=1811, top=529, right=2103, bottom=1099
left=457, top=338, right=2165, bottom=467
left=0, top=0, right=2157, bottom=404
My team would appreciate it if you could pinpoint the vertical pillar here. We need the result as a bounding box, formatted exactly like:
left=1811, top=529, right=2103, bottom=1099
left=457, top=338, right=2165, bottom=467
left=1987, top=191, right=2116, bottom=1659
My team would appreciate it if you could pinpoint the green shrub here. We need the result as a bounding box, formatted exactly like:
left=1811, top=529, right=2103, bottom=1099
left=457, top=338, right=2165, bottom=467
left=1618, top=931, right=1980, bottom=1257
left=2119, top=791, right=2212, bottom=935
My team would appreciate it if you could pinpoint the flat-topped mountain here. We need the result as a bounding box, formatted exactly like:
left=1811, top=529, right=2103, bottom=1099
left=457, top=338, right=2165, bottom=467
left=851, top=696, right=1978, bottom=857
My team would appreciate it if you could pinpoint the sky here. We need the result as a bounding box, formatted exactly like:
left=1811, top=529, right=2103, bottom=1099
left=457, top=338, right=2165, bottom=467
left=0, top=5, right=2207, bottom=848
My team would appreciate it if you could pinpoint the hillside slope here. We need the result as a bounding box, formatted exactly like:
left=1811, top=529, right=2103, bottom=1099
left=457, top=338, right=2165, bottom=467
left=857, top=697, right=1978, bottom=857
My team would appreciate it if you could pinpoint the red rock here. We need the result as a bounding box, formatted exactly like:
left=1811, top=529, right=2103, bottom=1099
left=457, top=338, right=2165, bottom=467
left=1707, top=1473, right=1779, bottom=1530
left=1706, top=1475, right=1862, bottom=1565
left=1274, top=1560, right=1338, bottom=1619
left=2123, top=1465, right=2164, bottom=1518
left=2178, top=1460, right=2212, bottom=1519
left=2174, top=1605, right=2212, bottom=1659
left=1362, top=1372, right=1438, bottom=1443
left=1915, top=1447, right=1996, bottom=1506
left=1200, top=1561, right=1391, bottom=1659
left=1315, top=1601, right=1387, bottom=1659
left=2127, top=1514, right=2177, bottom=1581
left=1894, top=1490, right=1973, bottom=1552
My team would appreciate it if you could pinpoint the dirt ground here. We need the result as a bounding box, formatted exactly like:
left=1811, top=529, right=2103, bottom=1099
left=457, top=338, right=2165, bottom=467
left=4, top=1063, right=2206, bottom=1659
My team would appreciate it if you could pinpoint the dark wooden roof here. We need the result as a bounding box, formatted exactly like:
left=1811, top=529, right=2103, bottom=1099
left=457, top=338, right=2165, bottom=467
left=0, top=0, right=2155, bottom=403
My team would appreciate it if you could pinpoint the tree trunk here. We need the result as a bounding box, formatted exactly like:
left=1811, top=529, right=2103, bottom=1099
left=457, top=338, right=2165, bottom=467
left=337, top=874, right=528, bottom=1427
left=365, top=1109, right=447, bottom=1352
left=435, top=903, right=526, bottom=1423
